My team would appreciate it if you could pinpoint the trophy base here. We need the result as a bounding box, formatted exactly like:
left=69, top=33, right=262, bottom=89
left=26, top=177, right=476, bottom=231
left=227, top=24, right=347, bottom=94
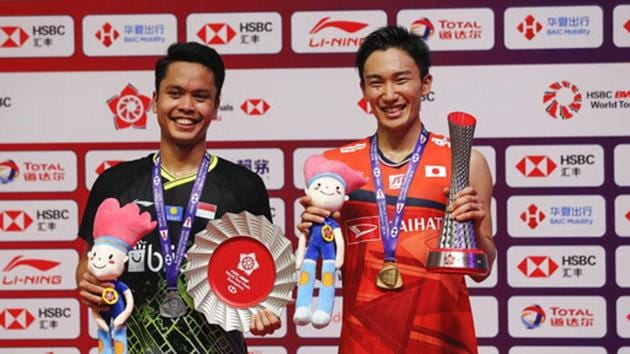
left=426, top=248, right=488, bottom=275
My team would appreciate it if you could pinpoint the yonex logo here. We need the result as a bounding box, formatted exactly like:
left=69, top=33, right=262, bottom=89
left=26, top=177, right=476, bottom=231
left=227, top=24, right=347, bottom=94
left=107, top=84, right=151, bottom=129
left=410, top=18, right=434, bottom=40
left=0, top=210, right=33, bottom=232
left=0, top=308, right=35, bottom=330
left=517, top=15, right=542, bottom=40
left=516, top=155, right=557, bottom=177
left=517, top=256, right=558, bottom=278
left=240, top=99, right=270, bottom=116
left=309, top=17, right=368, bottom=34
left=197, top=23, right=236, bottom=45
left=543, top=81, right=582, bottom=120
left=520, top=204, right=546, bottom=229
left=0, top=26, right=29, bottom=48
left=95, top=22, right=119, bottom=48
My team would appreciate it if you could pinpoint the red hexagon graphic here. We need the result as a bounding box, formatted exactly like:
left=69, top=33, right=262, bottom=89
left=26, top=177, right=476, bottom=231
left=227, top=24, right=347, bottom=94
left=517, top=15, right=543, bottom=40
left=241, top=99, right=270, bottom=116
left=309, top=17, right=368, bottom=34
left=626, top=210, right=630, bottom=222
left=518, top=256, right=558, bottom=278
left=520, top=204, right=546, bottom=229
left=624, top=19, right=630, bottom=33
left=95, top=22, right=120, bottom=48
left=0, top=210, right=33, bottom=232
left=0, top=308, right=35, bottom=330
left=107, top=84, right=151, bottom=129
left=197, top=23, right=236, bottom=45
left=543, top=81, right=582, bottom=120
left=357, top=98, right=372, bottom=114
left=516, top=155, right=557, bottom=177
left=0, top=26, right=30, bottom=48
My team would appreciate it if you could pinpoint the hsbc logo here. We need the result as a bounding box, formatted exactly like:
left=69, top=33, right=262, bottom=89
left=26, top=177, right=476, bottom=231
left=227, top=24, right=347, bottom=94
left=107, top=84, right=151, bottom=129
left=345, top=216, right=380, bottom=245
left=197, top=23, right=236, bottom=45
left=0, top=26, right=29, bottom=48
left=357, top=98, right=372, bottom=114
left=520, top=204, right=545, bottom=229
left=95, top=160, right=122, bottom=175
left=517, top=15, right=542, bottom=40
left=95, top=22, right=119, bottom=47
left=0, top=210, right=33, bottom=231
left=518, top=256, right=558, bottom=278
left=241, top=99, right=270, bottom=116
left=516, top=155, right=557, bottom=177
left=0, top=308, right=35, bottom=330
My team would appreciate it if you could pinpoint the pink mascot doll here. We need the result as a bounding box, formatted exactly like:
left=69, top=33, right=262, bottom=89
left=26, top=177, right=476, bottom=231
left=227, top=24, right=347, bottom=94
left=87, top=198, right=156, bottom=354
left=294, top=155, right=367, bottom=328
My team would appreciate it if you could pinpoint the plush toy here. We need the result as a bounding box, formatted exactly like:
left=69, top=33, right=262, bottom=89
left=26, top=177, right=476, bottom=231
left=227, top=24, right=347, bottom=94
left=87, top=198, right=156, bottom=354
left=294, top=155, right=367, bottom=328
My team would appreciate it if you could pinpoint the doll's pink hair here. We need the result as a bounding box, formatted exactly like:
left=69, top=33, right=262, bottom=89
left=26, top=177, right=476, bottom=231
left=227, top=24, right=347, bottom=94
left=93, top=198, right=156, bottom=252
left=304, top=155, right=368, bottom=194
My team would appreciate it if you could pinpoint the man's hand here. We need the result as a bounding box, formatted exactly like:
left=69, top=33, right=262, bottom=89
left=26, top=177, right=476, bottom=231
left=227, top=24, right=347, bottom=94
left=296, top=195, right=340, bottom=236
left=444, top=186, right=487, bottom=223
left=77, top=255, right=113, bottom=313
left=249, top=309, right=281, bottom=336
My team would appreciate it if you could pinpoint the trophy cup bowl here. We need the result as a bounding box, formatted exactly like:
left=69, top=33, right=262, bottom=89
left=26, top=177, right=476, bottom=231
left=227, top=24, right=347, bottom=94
left=425, top=112, right=489, bottom=275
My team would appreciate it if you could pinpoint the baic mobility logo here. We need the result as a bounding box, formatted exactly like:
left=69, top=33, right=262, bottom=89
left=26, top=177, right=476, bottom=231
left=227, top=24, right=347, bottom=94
left=0, top=160, right=19, bottom=184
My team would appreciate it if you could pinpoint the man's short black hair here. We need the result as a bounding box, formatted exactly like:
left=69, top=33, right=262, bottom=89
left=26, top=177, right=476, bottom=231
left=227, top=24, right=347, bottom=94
left=356, top=26, right=431, bottom=82
left=155, top=42, right=225, bottom=98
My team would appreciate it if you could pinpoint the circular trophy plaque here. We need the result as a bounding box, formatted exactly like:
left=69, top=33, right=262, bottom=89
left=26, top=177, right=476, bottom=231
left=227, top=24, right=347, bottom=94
left=183, top=211, right=296, bottom=332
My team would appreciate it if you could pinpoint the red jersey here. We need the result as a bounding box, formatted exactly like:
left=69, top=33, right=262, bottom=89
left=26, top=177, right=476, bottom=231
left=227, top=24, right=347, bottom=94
left=324, top=133, right=478, bottom=354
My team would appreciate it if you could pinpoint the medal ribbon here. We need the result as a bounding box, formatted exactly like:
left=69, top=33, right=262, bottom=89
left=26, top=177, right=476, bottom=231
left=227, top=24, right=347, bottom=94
left=369, top=126, right=429, bottom=262
left=152, top=153, right=210, bottom=291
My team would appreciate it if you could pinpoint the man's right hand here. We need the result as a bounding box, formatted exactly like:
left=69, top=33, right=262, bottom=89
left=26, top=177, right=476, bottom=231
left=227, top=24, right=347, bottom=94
left=76, top=255, right=112, bottom=313
left=296, top=195, right=340, bottom=236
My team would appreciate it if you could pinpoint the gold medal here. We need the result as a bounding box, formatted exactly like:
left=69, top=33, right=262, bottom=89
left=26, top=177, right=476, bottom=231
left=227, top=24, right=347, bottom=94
left=321, top=224, right=334, bottom=242
left=101, top=287, right=118, bottom=305
left=376, top=261, right=403, bottom=290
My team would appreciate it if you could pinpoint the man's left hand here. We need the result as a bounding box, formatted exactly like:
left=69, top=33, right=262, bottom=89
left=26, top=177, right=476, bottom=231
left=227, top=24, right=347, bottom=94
left=250, top=309, right=281, bottom=336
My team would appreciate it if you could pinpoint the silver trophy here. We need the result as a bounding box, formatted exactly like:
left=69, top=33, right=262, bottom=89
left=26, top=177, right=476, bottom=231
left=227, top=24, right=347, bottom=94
left=426, top=112, right=488, bottom=275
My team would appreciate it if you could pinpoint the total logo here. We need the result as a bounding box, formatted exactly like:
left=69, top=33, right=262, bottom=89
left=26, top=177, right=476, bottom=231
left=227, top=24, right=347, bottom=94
left=197, top=23, right=236, bottom=45
left=517, top=15, right=543, bottom=40
left=0, top=210, right=33, bottom=232
left=518, top=256, right=558, bottom=278
left=410, top=18, right=435, bottom=40
left=106, top=84, right=151, bottom=129
left=0, top=160, right=19, bottom=184
left=308, top=17, right=368, bottom=48
left=95, top=160, right=123, bottom=175
left=241, top=99, right=270, bottom=116
left=0, top=308, right=35, bottom=330
left=0, top=26, right=30, bottom=48
left=95, top=22, right=119, bottom=47
left=520, top=204, right=546, bottom=229
left=521, top=304, right=546, bottom=329
left=543, top=81, right=582, bottom=120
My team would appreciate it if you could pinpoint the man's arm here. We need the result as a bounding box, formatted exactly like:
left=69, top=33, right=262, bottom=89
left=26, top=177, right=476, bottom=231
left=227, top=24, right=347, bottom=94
left=76, top=239, right=113, bottom=312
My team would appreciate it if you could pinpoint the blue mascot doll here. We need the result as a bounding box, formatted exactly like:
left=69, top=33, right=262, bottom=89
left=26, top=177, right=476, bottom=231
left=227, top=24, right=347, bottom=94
left=294, top=154, right=367, bottom=328
left=87, top=198, right=156, bottom=354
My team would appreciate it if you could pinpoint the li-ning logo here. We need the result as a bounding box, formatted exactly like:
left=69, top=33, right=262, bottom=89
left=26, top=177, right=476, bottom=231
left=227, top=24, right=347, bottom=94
left=0, top=159, right=19, bottom=184
left=543, top=81, right=582, bottom=120
left=410, top=18, right=434, bottom=40
left=521, top=304, right=546, bottom=329
left=3, top=255, right=60, bottom=272
left=107, top=84, right=151, bottom=129
left=518, top=256, right=558, bottom=278
left=95, top=160, right=123, bottom=175
left=0, top=210, right=33, bottom=232
left=520, top=204, right=546, bottom=229
left=516, top=156, right=557, bottom=177
left=0, top=26, right=29, bottom=48
left=309, top=17, right=368, bottom=34
left=95, top=22, right=120, bottom=48
left=241, top=99, right=270, bottom=116
left=517, top=15, right=543, bottom=40
left=0, top=308, right=35, bottom=330
left=197, top=23, right=236, bottom=45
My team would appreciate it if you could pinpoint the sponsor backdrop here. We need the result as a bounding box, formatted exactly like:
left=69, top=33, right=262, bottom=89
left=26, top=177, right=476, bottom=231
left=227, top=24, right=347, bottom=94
left=1, top=0, right=629, bottom=353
